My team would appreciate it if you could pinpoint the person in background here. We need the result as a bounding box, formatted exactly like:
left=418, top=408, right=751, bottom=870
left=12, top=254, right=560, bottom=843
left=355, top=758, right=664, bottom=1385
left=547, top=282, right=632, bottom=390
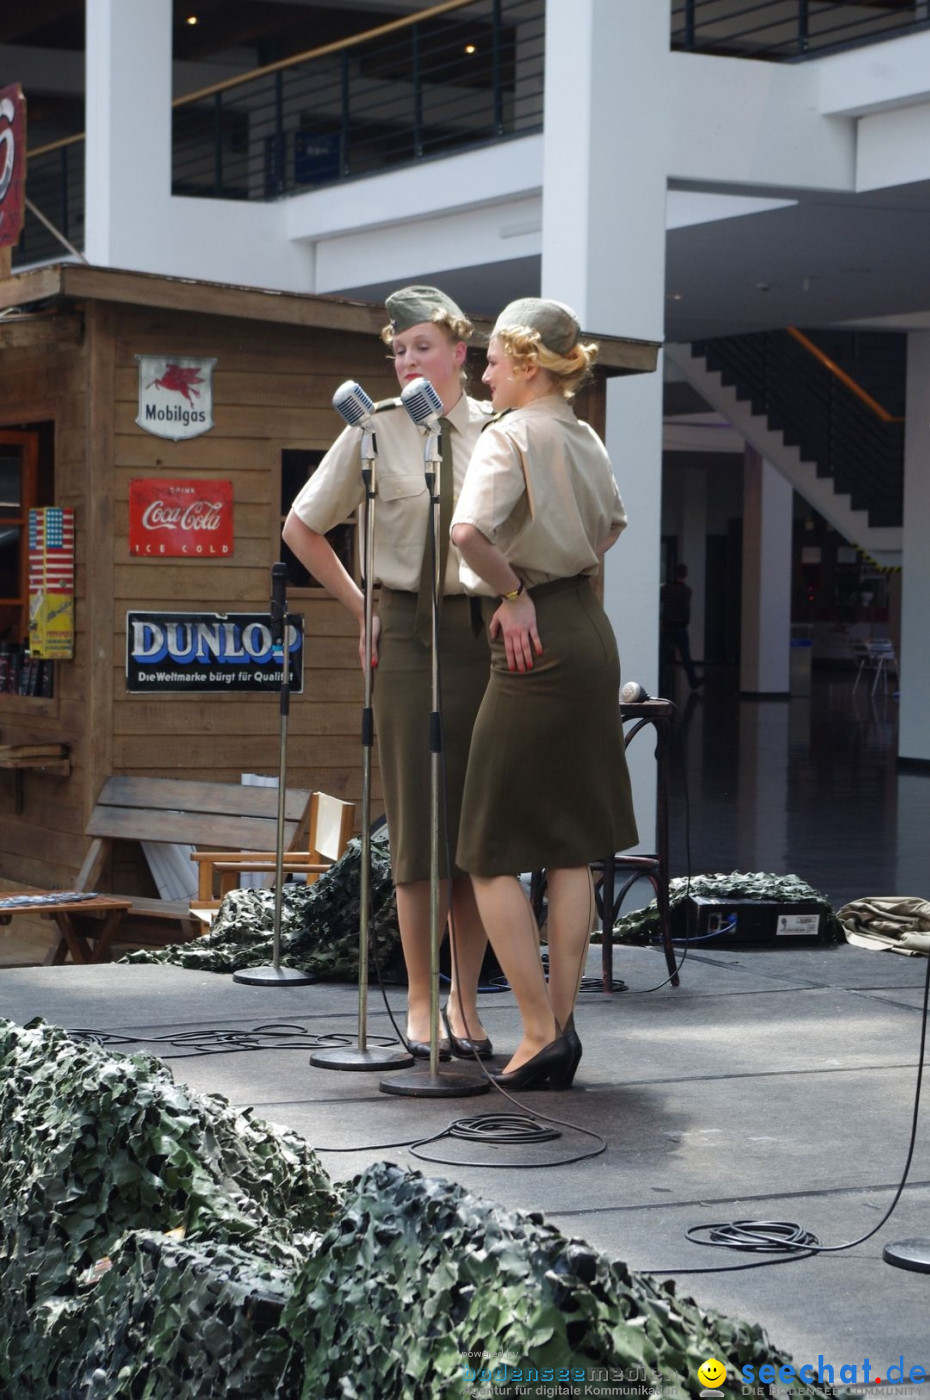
left=660, top=563, right=703, bottom=691
left=282, top=285, right=494, bottom=1061
left=450, top=297, right=638, bottom=1090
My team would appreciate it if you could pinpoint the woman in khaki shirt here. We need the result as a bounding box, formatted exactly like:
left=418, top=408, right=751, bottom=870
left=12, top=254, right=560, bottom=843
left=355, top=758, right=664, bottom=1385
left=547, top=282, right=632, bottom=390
left=283, top=285, right=493, bottom=1060
left=451, top=298, right=638, bottom=1090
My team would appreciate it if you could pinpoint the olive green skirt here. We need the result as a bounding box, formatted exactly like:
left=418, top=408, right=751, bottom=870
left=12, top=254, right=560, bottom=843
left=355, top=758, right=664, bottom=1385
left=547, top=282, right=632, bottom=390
left=456, top=575, right=638, bottom=877
left=373, top=589, right=490, bottom=884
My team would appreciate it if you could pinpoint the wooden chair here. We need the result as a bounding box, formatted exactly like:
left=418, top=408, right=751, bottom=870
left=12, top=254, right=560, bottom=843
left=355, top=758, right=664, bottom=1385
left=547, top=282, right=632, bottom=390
left=189, top=791, right=356, bottom=915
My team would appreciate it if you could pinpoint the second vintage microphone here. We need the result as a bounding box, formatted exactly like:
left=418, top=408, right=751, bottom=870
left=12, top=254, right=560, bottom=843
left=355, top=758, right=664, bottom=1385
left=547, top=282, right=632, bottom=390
left=400, top=376, right=443, bottom=428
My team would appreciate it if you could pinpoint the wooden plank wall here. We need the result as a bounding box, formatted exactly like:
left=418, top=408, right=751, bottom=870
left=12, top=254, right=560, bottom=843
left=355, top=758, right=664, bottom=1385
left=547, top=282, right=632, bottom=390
left=0, top=298, right=606, bottom=912
left=110, top=303, right=401, bottom=821
left=0, top=314, right=89, bottom=896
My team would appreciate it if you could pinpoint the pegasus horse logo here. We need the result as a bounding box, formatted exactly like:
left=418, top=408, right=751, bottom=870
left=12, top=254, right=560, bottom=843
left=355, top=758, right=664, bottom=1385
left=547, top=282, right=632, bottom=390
left=146, top=364, right=206, bottom=401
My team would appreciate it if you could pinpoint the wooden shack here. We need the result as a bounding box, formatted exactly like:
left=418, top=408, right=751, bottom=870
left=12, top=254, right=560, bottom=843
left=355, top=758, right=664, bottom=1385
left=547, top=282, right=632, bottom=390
left=0, top=263, right=658, bottom=910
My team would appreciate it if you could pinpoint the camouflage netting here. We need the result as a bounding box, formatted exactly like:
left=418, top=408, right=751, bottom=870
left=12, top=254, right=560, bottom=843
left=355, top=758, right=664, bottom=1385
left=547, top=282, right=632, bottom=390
left=611, top=871, right=844, bottom=946
left=122, top=829, right=402, bottom=979
left=0, top=1018, right=834, bottom=1399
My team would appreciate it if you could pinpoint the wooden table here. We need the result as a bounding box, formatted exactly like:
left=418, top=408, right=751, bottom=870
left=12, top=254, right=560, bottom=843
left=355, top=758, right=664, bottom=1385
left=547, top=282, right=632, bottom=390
left=0, top=892, right=133, bottom=965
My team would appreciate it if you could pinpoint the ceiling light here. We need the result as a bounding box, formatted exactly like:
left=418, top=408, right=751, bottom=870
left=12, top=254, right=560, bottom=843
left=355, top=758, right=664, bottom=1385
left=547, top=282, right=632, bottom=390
left=464, top=43, right=477, bottom=54
left=187, top=14, right=199, bottom=24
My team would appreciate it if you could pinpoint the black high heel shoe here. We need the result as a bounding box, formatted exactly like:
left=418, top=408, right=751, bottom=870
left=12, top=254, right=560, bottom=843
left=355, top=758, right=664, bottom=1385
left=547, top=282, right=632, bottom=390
left=405, top=1034, right=451, bottom=1061
left=441, top=1006, right=494, bottom=1061
left=562, top=1015, right=583, bottom=1088
left=490, top=1034, right=574, bottom=1091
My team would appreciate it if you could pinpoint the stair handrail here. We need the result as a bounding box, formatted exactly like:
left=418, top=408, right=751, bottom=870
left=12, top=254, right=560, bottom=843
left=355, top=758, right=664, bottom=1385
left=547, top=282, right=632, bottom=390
left=786, top=327, right=904, bottom=425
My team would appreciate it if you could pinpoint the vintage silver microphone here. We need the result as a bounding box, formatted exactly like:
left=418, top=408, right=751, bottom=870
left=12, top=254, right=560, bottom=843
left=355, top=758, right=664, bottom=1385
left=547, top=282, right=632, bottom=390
left=400, top=375, right=443, bottom=428
left=311, top=381, right=411, bottom=1070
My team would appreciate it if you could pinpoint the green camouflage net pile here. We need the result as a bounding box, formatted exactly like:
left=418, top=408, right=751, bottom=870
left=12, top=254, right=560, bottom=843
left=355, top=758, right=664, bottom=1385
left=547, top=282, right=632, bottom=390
left=122, top=829, right=402, bottom=980
left=0, top=1018, right=833, bottom=1399
left=0, top=1018, right=338, bottom=1396
left=611, top=871, right=844, bottom=946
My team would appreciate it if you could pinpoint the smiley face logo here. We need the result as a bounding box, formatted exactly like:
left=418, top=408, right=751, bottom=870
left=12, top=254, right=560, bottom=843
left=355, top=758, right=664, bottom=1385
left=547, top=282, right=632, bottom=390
left=697, top=1357, right=727, bottom=1389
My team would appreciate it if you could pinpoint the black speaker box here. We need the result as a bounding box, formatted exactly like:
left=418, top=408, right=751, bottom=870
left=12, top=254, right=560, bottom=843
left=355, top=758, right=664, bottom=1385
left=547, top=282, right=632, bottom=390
left=674, top=894, right=826, bottom=948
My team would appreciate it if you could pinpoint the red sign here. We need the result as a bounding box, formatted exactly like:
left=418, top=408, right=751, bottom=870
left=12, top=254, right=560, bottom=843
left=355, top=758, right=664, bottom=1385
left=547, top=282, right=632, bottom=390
left=0, top=84, right=26, bottom=251
left=129, top=479, right=234, bottom=557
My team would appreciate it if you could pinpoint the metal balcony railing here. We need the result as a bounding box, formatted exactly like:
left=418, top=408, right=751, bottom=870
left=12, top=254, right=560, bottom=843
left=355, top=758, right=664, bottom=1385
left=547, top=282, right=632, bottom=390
left=171, top=0, right=544, bottom=202
left=672, top=1, right=930, bottom=61
left=15, top=0, right=543, bottom=270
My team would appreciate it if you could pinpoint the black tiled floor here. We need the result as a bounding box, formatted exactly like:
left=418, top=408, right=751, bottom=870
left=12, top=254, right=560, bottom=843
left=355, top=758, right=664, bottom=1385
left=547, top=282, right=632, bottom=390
left=664, top=666, right=929, bottom=910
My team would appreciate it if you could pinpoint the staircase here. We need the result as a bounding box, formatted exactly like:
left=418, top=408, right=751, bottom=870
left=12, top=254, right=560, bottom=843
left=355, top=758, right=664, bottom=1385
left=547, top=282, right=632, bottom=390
left=666, top=331, right=903, bottom=568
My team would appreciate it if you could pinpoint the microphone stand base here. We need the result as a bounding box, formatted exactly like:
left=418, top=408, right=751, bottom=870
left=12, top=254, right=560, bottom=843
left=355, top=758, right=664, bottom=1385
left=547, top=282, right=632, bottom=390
left=311, top=1045, right=413, bottom=1071
left=883, top=1238, right=930, bottom=1273
left=379, top=1066, right=490, bottom=1098
left=232, top=964, right=318, bottom=986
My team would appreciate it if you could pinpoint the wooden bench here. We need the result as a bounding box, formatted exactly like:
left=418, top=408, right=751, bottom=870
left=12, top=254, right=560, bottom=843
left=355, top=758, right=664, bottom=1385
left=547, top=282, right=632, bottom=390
left=74, top=775, right=314, bottom=946
left=190, top=790, right=356, bottom=916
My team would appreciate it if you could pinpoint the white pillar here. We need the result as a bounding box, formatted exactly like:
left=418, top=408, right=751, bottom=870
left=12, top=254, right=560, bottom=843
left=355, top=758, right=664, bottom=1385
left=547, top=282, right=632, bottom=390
left=740, top=447, right=793, bottom=694
left=899, top=332, right=930, bottom=761
left=85, top=0, right=172, bottom=266
left=542, top=0, right=669, bottom=850
left=737, top=703, right=789, bottom=871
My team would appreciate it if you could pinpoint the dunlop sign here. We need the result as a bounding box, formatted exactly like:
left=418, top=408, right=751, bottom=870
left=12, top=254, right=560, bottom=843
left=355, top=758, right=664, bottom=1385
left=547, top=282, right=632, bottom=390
left=126, top=611, right=304, bottom=693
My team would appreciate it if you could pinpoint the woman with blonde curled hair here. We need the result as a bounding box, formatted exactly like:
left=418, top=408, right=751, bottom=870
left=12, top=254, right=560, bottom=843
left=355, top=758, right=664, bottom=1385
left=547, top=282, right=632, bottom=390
left=451, top=297, right=638, bottom=1090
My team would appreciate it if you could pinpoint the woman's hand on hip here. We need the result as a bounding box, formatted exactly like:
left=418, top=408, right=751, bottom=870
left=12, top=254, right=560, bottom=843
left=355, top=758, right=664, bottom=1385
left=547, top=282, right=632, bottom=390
left=490, top=594, right=543, bottom=672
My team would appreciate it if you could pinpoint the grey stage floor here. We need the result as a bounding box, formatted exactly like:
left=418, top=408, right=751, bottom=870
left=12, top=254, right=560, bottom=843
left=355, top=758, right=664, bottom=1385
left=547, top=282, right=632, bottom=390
left=2, top=939, right=929, bottom=1385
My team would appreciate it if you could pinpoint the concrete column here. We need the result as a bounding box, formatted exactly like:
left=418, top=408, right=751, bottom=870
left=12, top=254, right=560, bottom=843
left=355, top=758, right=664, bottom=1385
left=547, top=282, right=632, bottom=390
left=899, top=332, right=930, bottom=761
left=740, top=447, right=792, bottom=695
left=542, top=0, right=669, bottom=851
left=85, top=0, right=172, bottom=266
left=679, top=467, right=708, bottom=661
left=737, top=701, right=789, bottom=871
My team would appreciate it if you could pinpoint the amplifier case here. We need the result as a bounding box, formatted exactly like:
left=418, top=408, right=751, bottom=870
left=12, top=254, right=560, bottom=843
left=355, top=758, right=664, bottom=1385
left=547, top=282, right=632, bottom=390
left=674, top=895, right=825, bottom=947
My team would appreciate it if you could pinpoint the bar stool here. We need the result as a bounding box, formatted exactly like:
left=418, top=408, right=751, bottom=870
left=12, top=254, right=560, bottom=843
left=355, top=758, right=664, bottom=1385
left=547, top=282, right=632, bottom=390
left=591, top=698, right=679, bottom=992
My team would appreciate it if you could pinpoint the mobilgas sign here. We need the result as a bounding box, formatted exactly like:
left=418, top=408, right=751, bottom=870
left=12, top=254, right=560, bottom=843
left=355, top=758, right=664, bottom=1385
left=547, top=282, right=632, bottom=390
left=126, top=612, right=303, bottom=693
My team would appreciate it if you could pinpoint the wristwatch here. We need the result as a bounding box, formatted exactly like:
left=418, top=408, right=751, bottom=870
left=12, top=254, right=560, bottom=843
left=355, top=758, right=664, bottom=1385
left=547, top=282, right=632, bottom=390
left=501, top=580, right=525, bottom=602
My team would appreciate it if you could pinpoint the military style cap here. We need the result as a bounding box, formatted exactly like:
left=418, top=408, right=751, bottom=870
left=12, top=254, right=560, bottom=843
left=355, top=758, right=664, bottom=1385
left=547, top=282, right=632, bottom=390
left=492, top=297, right=581, bottom=355
left=385, top=284, right=467, bottom=334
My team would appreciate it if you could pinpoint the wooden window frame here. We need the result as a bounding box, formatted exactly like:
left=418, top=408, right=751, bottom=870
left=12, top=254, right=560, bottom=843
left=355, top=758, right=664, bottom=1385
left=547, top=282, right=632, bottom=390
left=0, top=430, right=40, bottom=644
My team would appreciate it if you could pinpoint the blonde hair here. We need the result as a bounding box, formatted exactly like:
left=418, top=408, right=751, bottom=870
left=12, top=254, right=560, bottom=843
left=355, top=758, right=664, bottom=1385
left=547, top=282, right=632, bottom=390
left=380, top=307, right=474, bottom=348
left=494, top=326, right=598, bottom=398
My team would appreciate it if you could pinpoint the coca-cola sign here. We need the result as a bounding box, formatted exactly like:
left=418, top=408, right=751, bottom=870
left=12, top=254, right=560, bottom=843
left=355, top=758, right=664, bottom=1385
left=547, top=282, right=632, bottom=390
left=129, top=478, right=233, bottom=557
left=135, top=354, right=216, bottom=440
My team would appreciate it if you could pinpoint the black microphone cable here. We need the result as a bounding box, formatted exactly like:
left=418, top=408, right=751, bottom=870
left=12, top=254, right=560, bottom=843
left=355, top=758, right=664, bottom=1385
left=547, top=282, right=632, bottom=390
left=642, top=929, right=930, bottom=1276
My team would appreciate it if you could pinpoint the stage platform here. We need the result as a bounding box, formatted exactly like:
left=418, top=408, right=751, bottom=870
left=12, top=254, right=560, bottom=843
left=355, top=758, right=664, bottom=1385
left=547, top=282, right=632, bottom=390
left=2, top=939, right=928, bottom=1382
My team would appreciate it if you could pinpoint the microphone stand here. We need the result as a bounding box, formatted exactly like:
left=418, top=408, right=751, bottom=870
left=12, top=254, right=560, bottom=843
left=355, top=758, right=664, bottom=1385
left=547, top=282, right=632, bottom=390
left=234, top=563, right=316, bottom=986
left=312, top=415, right=411, bottom=1069
left=381, top=412, right=488, bottom=1098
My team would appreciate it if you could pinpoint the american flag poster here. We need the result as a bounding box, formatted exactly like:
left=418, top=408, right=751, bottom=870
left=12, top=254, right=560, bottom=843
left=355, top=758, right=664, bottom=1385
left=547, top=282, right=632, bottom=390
left=28, top=507, right=75, bottom=659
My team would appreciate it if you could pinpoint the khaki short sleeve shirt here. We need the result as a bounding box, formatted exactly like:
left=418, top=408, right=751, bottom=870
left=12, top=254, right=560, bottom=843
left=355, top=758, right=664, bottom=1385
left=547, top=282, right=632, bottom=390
left=289, top=392, right=492, bottom=593
left=451, top=395, right=628, bottom=591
